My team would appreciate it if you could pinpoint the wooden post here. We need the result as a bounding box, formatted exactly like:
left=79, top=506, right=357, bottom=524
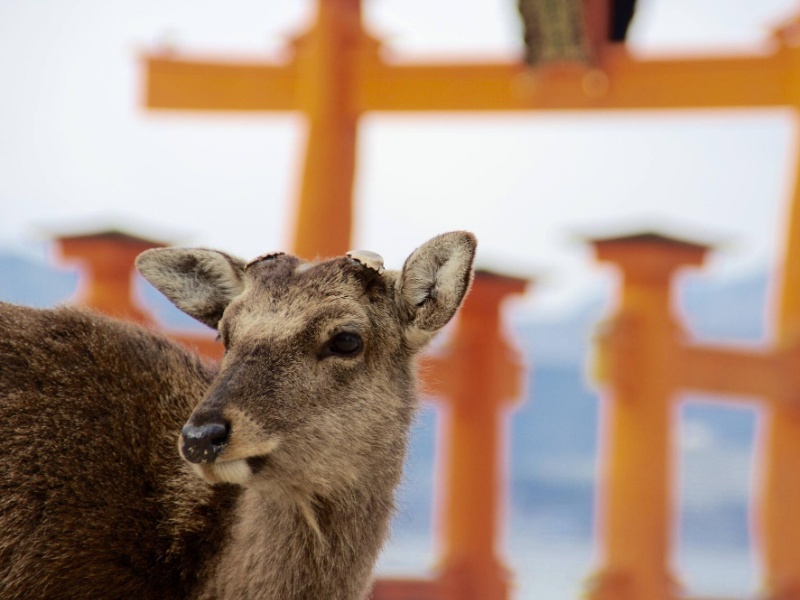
left=421, top=271, right=527, bottom=600
left=290, top=0, right=366, bottom=259
left=587, top=233, right=709, bottom=600
left=55, top=230, right=164, bottom=324
left=760, top=356, right=800, bottom=600
left=761, top=92, right=800, bottom=598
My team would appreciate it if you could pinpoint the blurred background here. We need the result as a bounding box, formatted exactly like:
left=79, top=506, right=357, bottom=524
left=2, top=1, right=800, bottom=598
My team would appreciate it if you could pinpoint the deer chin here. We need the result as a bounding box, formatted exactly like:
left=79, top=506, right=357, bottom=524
left=191, top=459, right=252, bottom=485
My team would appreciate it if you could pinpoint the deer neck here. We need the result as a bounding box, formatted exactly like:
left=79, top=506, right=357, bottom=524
left=202, top=473, right=400, bottom=600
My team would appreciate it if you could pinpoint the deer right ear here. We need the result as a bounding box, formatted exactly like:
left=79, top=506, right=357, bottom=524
left=397, top=231, right=477, bottom=351
left=136, top=248, right=246, bottom=329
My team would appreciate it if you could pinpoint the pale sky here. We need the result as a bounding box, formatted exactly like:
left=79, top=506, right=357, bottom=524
left=0, top=0, right=798, bottom=317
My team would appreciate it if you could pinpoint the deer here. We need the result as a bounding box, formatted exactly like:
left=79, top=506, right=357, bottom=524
left=0, top=231, right=477, bottom=600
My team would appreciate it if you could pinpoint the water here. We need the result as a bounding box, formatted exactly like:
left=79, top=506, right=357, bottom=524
left=374, top=367, right=763, bottom=599
left=377, top=532, right=759, bottom=599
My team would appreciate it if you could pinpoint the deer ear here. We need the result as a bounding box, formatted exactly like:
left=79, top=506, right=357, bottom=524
left=136, top=248, right=246, bottom=329
left=397, top=231, right=477, bottom=350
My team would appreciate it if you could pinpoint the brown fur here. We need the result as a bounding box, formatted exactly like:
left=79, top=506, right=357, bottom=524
left=0, top=232, right=476, bottom=600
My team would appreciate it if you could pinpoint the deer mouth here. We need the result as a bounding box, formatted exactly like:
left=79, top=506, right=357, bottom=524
left=189, top=453, right=274, bottom=485
left=191, top=459, right=252, bottom=485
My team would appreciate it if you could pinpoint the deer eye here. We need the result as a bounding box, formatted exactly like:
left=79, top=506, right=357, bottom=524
left=320, top=332, right=363, bottom=359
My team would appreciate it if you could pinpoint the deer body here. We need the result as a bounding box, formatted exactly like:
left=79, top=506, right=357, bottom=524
left=0, top=232, right=476, bottom=600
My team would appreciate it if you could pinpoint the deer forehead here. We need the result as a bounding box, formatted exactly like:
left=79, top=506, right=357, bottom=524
left=224, top=261, right=388, bottom=343
left=225, top=299, right=372, bottom=344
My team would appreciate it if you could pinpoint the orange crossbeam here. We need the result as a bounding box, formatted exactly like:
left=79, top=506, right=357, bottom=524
left=360, top=48, right=792, bottom=112
left=677, top=344, right=782, bottom=400
left=144, top=57, right=296, bottom=111
left=144, top=45, right=800, bottom=115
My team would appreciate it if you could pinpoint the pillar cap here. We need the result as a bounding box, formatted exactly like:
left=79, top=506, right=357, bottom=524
left=51, top=227, right=172, bottom=267
left=53, top=228, right=169, bottom=249
left=587, top=230, right=713, bottom=252
left=586, top=229, right=715, bottom=276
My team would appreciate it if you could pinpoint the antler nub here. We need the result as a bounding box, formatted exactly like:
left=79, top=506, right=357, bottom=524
left=346, top=250, right=385, bottom=275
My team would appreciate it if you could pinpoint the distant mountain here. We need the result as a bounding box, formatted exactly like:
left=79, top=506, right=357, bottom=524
left=0, top=252, right=78, bottom=307
left=514, top=267, right=772, bottom=367
left=681, top=269, right=771, bottom=343
left=512, top=298, right=607, bottom=367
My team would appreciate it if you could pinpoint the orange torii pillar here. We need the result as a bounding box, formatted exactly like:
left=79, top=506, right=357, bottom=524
left=586, top=233, right=710, bottom=600
left=761, top=121, right=800, bottom=599
left=144, top=0, right=367, bottom=259
left=290, top=0, right=361, bottom=259
left=54, top=229, right=222, bottom=360
left=55, top=230, right=165, bottom=325
left=423, top=271, right=528, bottom=600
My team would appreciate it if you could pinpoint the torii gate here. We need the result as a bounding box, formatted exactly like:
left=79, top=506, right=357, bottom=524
left=141, top=1, right=800, bottom=597
left=142, top=1, right=800, bottom=255
left=142, top=0, right=800, bottom=260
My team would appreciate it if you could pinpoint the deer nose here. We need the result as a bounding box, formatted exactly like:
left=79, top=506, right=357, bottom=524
left=180, top=422, right=229, bottom=464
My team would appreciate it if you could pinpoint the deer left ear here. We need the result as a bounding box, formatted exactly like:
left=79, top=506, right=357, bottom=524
left=136, top=248, right=247, bottom=329
left=397, top=231, right=477, bottom=350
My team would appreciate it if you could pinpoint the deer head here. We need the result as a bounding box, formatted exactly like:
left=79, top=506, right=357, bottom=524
left=135, top=232, right=476, bottom=502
